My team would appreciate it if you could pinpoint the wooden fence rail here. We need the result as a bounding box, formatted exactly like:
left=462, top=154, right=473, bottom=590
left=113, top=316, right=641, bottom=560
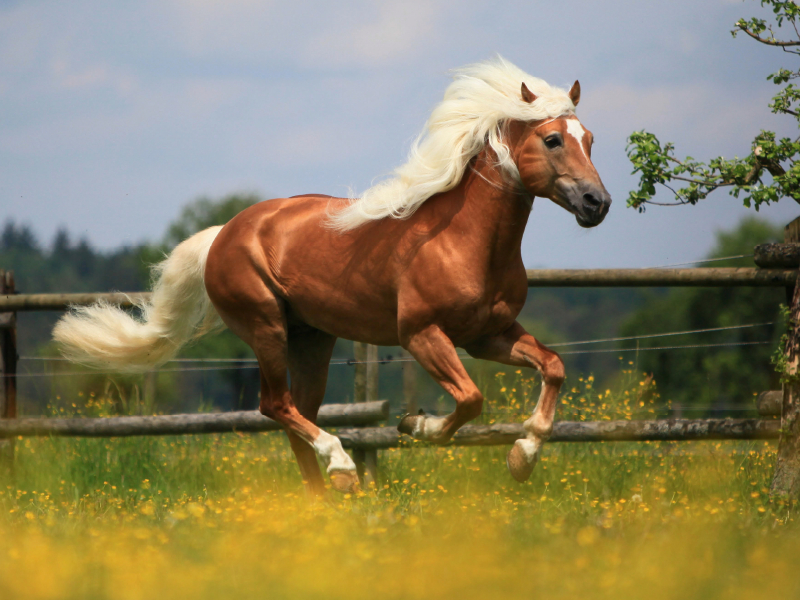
left=524, top=268, right=796, bottom=287
left=0, top=400, right=389, bottom=439
left=337, top=418, right=780, bottom=450
left=0, top=268, right=797, bottom=312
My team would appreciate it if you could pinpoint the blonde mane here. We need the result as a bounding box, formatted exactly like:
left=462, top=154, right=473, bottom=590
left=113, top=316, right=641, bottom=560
left=328, top=56, right=577, bottom=231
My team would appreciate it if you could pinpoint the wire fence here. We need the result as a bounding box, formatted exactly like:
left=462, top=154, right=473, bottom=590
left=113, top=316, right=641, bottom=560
left=646, top=254, right=755, bottom=269
left=10, top=321, right=778, bottom=378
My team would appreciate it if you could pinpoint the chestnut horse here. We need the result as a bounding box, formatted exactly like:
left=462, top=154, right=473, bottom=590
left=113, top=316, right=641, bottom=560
left=54, top=57, right=611, bottom=495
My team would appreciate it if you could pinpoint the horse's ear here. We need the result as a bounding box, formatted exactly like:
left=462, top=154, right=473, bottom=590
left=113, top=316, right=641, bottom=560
left=521, top=82, right=537, bottom=104
left=569, top=80, right=581, bottom=107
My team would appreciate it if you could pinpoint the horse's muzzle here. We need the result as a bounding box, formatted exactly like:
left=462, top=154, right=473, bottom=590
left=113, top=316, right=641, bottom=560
left=575, top=189, right=611, bottom=228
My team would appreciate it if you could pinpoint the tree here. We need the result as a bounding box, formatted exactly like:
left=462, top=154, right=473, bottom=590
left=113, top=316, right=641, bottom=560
left=620, top=217, right=784, bottom=414
left=626, top=0, right=800, bottom=211
left=138, top=192, right=262, bottom=278
left=163, top=193, right=262, bottom=248
left=625, top=1, right=800, bottom=501
left=0, top=196, right=265, bottom=414
left=147, top=193, right=264, bottom=410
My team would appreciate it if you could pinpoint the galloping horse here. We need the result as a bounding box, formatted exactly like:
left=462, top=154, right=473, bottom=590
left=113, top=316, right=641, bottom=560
left=54, top=57, right=611, bottom=495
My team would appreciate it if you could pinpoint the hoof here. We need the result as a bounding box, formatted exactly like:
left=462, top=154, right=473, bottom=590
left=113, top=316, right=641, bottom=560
left=397, top=412, right=425, bottom=437
left=329, top=470, right=360, bottom=494
left=507, top=440, right=538, bottom=483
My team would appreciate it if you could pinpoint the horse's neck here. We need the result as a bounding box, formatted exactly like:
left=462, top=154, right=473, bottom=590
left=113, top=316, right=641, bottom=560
left=452, top=150, right=531, bottom=266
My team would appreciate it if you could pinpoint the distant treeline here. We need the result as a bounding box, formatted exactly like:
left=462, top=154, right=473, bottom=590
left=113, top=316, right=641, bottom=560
left=0, top=196, right=785, bottom=417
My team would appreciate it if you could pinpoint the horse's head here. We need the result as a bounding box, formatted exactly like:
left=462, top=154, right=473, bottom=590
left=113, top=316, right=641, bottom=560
left=513, top=81, right=611, bottom=228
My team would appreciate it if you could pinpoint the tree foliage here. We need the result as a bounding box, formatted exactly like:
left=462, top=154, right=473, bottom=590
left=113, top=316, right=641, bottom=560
left=163, top=193, right=261, bottom=248
left=139, top=193, right=262, bottom=281
left=146, top=193, right=264, bottom=409
left=0, top=194, right=265, bottom=413
left=620, top=217, right=785, bottom=412
left=627, top=0, right=800, bottom=211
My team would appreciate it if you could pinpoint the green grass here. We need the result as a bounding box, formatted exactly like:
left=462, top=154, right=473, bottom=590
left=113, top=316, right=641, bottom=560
left=0, top=371, right=797, bottom=599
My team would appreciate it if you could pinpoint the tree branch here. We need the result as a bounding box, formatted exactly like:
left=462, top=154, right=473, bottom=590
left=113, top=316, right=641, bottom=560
left=663, top=155, right=723, bottom=181
left=643, top=199, right=692, bottom=207
left=669, top=174, right=730, bottom=186
left=738, top=26, right=800, bottom=46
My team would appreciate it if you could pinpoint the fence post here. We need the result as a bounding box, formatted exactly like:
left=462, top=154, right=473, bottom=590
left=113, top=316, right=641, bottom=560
left=352, top=341, right=379, bottom=487
left=771, top=219, right=800, bottom=500
left=402, top=348, right=417, bottom=415
left=0, top=270, right=17, bottom=477
left=785, top=217, right=800, bottom=303
left=353, top=342, right=367, bottom=403
left=366, top=344, right=378, bottom=403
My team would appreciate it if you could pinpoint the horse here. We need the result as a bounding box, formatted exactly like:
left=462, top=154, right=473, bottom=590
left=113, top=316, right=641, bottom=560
left=53, top=57, right=611, bottom=495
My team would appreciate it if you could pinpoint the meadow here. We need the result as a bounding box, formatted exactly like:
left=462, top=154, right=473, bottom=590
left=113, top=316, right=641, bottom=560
left=1, top=370, right=798, bottom=600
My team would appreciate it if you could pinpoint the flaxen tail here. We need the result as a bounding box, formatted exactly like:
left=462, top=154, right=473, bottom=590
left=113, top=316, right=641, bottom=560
left=53, top=226, right=225, bottom=373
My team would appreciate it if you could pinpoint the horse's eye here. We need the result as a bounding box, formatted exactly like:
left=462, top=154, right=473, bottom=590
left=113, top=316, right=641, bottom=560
left=544, top=134, right=562, bottom=149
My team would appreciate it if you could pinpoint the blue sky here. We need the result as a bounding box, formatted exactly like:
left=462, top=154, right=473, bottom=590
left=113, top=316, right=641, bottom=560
left=2, top=0, right=798, bottom=267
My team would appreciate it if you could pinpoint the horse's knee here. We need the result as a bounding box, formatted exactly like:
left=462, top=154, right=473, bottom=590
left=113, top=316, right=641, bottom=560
left=542, top=353, right=565, bottom=386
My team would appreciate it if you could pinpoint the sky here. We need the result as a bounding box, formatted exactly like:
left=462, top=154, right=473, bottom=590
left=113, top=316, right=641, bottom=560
left=2, top=0, right=799, bottom=268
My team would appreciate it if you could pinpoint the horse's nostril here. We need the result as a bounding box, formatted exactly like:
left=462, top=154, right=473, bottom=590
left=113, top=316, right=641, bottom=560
left=583, top=193, right=602, bottom=208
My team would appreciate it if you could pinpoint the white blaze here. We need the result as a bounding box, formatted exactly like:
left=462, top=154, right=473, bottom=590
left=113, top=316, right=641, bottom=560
left=566, top=119, right=589, bottom=160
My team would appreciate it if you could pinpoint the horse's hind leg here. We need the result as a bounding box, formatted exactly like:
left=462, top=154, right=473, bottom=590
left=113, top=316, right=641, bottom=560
left=256, top=363, right=321, bottom=493
left=213, top=280, right=358, bottom=494
left=397, top=325, right=484, bottom=443
left=464, top=321, right=565, bottom=482
left=285, top=326, right=339, bottom=496
left=252, top=317, right=357, bottom=494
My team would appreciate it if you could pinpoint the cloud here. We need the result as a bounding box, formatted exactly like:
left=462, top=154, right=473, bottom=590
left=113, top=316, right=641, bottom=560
left=159, top=0, right=451, bottom=70
left=159, top=0, right=282, bottom=59
left=579, top=81, right=790, bottom=158
left=301, top=1, right=445, bottom=68
left=49, top=56, right=137, bottom=95
left=0, top=4, right=45, bottom=72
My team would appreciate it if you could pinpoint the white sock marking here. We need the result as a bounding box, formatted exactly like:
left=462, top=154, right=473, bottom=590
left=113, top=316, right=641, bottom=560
left=413, top=415, right=448, bottom=440
left=312, top=430, right=356, bottom=474
left=514, top=437, right=542, bottom=462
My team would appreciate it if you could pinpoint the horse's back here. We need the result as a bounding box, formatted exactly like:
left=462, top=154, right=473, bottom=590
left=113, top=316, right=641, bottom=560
left=205, top=194, right=403, bottom=344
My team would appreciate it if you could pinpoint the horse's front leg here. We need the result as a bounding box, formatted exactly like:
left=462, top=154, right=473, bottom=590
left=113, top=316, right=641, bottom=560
left=464, top=321, right=565, bottom=482
left=397, top=325, right=484, bottom=444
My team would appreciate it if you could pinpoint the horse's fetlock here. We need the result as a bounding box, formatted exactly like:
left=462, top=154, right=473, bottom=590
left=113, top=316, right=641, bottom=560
left=524, top=416, right=552, bottom=440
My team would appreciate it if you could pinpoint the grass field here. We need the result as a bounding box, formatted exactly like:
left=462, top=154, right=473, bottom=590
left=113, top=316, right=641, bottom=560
left=1, top=372, right=798, bottom=599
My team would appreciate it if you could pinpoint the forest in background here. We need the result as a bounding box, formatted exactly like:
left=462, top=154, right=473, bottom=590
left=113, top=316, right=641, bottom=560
left=0, top=195, right=786, bottom=418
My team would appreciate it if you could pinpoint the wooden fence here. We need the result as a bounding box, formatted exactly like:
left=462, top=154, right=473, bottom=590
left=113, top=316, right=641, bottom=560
left=0, top=268, right=797, bottom=312
left=0, top=264, right=794, bottom=485
left=0, top=400, right=389, bottom=439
